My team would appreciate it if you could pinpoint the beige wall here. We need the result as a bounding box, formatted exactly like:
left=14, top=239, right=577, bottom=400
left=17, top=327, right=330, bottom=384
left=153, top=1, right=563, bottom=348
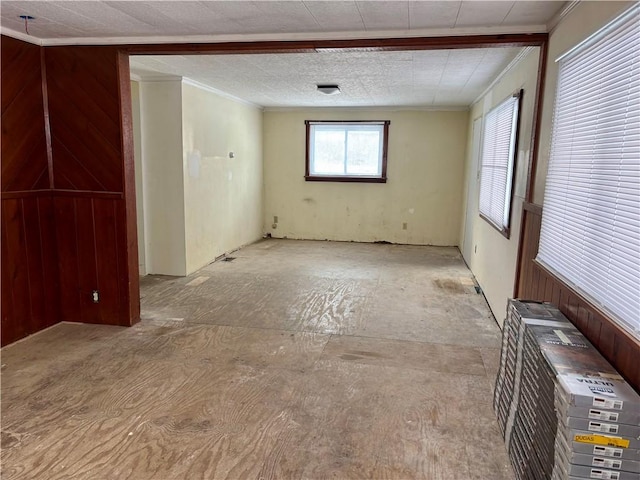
left=139, top=79, right=187, bottom=276
left=263, top=109, right=469, bottom=245
left=533, top=1, right=635, bottom=204
left=459, top=47, right=540, bottom=325
left=135, top=79, right=263, bottom=276
left=131, top=81, right=145, bottom=275
left=181, top=82, right=264, bottom=274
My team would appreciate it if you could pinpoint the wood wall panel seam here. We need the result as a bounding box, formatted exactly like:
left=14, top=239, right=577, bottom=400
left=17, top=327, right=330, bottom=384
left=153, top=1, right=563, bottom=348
left=49, top=131, right=110, bottom=191
left=90, top=198, right=101, bottom=323
left=19, top=199, right=36, bottom=329
left=53, top=190, right=123, bottom=199
left=41, top=47, right=54, bottom=188
left=0, top=189, right=123, bottom=200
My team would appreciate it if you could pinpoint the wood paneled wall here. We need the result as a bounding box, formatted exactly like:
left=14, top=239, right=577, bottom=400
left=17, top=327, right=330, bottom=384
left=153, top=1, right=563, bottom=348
left=516, top=202, right=640, bottom=392
left=45, top=46, right=139, bottom=327
left=1, top=37, right=139, bottom=345
left=1, top=194, right=59, bottom=345
left=1, top=37, right=50, bottom=192
left=46, top=47, right=123, bottom=192
left=1, top=36, right=59, bottom=346
left=53, top=195, right=132, bottom=326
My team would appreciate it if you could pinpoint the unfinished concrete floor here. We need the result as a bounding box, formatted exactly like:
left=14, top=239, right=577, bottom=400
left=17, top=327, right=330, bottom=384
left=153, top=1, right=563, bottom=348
left=1, top=239, right=513, bottom=479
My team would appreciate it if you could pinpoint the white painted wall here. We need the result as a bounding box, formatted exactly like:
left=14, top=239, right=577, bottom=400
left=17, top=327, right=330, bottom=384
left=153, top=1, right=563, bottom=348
left=135, top=79, right=264, bottom=276
left=130, top=80, right=146, bottom=275
left=263, top=109, right=469, bottom=245
left=139, top=79, right=187, bottom=276
left=459, top=47, right=540, bottom=325
left=461, top=116, right=482, bottom=263
left=181, top=82, right=264, bottom=274
left=533, top=1, right=635, bottom=205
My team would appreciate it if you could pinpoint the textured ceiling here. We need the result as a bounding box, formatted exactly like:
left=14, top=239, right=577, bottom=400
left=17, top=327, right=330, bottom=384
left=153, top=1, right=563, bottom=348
left=1, top=1, right=566, bottom=42
left=130, top=47, right=528, bottom=108
left=1, top=1, right=554, bottom=108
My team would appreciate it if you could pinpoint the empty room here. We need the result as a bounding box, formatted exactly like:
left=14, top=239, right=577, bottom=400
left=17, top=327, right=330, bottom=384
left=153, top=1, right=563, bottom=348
left=1, top=1, right=638, bottom=479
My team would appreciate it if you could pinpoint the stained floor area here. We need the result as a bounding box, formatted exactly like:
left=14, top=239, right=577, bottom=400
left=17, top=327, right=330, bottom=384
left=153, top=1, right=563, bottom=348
left=1, top=239, right=513, bottom=479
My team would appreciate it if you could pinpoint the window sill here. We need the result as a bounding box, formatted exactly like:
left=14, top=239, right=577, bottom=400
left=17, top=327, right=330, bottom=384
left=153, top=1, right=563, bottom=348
left=304, top=176, right=387, bottom=184
left=479, top=212, right=511, bottom=239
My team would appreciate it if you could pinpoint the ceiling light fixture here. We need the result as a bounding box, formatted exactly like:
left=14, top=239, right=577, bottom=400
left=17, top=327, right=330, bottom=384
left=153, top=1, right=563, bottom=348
left=317, top=84, right=341, bottom=95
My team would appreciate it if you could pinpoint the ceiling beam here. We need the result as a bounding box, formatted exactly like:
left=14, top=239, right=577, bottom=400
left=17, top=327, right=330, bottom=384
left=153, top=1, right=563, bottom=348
left=122, top=33, right=548, bottom=56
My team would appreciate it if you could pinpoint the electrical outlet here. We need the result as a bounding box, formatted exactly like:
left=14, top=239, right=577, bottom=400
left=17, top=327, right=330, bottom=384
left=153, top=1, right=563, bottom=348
left=92, top=290, right=99, bottom=303
left=273, top=215, right=278, bottom=223
left=402, top=222, right=408, bottom=230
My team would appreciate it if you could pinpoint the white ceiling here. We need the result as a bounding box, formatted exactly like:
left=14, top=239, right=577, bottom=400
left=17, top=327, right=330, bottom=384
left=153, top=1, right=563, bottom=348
left=130, top=47, right=527, bottom=108
left=1, top=1, right=566, bottom=43
left=1, top=1, right=560, bottom=108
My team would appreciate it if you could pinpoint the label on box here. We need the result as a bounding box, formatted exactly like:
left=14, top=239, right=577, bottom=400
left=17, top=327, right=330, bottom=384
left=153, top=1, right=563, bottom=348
left=592, top=457, right=622, bottom=469
left=589, top=469, right=620, bottom=479
left=593, top=397, right=624, bottom=410
left=590, top=409, right=620, bottom=422
left=574, top=434, right=630, bottom=448
left=593, top=445, right=624, bottom=458
left=589, top=421, right=619, bottom=434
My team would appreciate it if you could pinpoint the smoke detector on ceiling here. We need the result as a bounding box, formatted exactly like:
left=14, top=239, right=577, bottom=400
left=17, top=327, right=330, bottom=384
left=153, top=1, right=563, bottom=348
left=317, top=84, right=341, bottom=95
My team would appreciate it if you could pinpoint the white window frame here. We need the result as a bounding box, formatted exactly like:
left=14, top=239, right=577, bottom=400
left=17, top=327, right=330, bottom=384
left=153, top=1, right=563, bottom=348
left=478, top=91, right=522, bottom=237
left=305, top=120, right=389, bottom=183
left=536, top=5, right=640, bottom=339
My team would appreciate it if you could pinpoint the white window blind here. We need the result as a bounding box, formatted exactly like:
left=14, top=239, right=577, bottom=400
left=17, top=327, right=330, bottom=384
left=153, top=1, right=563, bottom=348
left=537, top=5, right=640, bottom=338
left=479, top=93, right=521, bottom=233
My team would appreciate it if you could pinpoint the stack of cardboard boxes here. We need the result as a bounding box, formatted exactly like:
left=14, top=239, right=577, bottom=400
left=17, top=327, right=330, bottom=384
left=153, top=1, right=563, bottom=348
left=494, top=300, right=640, bottom=480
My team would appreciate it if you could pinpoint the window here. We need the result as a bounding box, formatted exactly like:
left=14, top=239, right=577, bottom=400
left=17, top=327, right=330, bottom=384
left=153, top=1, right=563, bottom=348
left=305, top=120, right=390, bottom=182
left=478, top=91, right=522, bottom=237
left=536, top=5, right=640, bottom=338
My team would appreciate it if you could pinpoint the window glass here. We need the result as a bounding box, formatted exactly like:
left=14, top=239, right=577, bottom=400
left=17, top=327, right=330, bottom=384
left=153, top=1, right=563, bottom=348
left=305, top=121, right=389, bottom=183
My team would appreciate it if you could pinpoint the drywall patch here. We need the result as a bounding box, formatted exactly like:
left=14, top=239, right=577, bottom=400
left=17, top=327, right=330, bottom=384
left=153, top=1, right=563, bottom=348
left=187, top=150, right=201, bottom=178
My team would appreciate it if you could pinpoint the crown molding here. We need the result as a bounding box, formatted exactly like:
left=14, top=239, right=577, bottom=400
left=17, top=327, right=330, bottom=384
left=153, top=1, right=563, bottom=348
left=0, top=26, right=42, bottom=45
left=263, top=105, right=469, bottom=113
left=2, top=24, right=548, bottom=47
left=472, top=46, right=536, bottom=106
left=546, top=1, right=581, bottom=34
left=181, top=78, right=262, bottom=110
left=136, top=74, right=182, bottom=83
